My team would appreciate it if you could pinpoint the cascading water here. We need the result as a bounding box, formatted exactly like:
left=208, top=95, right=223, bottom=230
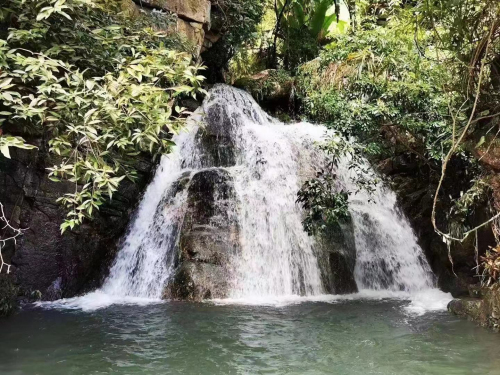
left=228, top=122, right=326, bottom=299
left=338, top=161, right=435, bottom=293
left=44, top=85, right=449, bottom=311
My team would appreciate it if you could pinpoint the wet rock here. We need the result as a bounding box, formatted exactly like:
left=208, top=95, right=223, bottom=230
left=388, top=154, right=495, bottom=297
left=0, top=274, right=18, bottom=316
left=166, top=262, right=228, bottom=300
left=448, top=284, right=500, bottom=331
left=0, top=142, right=152, bottom=302
left=448, top=298, right=486, bottom=323
left=315, top=221, right=358, bottom=294
left=195, top=102, right=238, bottom=167
left=166, top=168, right=239, bottom=301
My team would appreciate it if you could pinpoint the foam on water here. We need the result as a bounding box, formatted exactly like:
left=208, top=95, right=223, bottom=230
left=211, top=289, right=452, bottom=316
left=35, top=291, right=163, bottom=312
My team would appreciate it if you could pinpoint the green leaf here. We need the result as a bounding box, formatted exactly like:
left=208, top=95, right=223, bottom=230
left=476, top=136, right=486, bottom=149
left=0, top=145, right=10, bottom=158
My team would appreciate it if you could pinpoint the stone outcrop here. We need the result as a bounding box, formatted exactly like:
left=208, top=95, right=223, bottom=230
left=125, top=0, right=218, bottom=58
left=166, top=169, right=239, bottom=300
left=448, top=284, right=500, bottom=331
left=136, top=0, right=211, bottom=24
left=234, top=70, right=296, bottom=115
left=315, top=222, right=358, bottom=295
left=0, top=135, right=152, bottom=302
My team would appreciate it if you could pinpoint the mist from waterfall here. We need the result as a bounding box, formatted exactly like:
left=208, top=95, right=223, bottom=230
left=40, top=85, right=450, bottom=312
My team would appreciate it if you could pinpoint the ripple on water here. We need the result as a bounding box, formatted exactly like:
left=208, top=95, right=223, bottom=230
left=1, top=298, right=497, bottom=375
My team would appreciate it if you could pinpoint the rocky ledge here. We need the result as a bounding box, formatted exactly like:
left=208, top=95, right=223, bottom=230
left=448, top=284, right=500, bottom=331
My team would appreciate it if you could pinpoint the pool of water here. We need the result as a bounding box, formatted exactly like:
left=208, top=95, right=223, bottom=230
left=0, top=298, right=498, bottom=375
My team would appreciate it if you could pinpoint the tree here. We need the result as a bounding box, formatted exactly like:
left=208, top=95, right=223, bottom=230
left=0, top=0, right=205, bottom=232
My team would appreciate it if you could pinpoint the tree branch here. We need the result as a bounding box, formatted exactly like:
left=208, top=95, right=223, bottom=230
left=0, top=202, right=27, bottom=274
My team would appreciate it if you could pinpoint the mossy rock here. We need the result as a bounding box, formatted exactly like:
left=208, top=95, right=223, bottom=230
left=234, top=69, right=295, bottom=113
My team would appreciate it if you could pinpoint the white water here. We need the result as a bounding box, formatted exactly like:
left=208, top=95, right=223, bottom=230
left=41, top=85, right=451, bottom=313
left=339, top=160, right=436, bottom=293
left=228, top=122, right=326, bottom=298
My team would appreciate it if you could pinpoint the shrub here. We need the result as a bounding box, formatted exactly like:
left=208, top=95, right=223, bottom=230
left=0, top=0, right=205, bottom=232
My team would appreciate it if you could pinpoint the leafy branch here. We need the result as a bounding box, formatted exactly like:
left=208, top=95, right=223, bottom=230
left=0, top=0, right=206, bottom=233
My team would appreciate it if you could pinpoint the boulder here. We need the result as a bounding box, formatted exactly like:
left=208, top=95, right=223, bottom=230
left=315, top=221, right=358, bottom=294
left=165, top=168, right=239, bottom=301
left=166, top=262, right=229, bottom=300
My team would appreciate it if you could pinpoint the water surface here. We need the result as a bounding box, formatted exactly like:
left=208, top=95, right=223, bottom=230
left=0, top=299, right=498, bottom=375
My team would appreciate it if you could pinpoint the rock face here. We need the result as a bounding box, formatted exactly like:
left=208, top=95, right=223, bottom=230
left=166, top=169, right=239, bottom=300
left=448, top=284, right=500, bottom=331
left=0, top=136, right=152, bottom=302
left=316, top=222, right=358, bottom=294
left=126, top=0, right=217, bottom=58
left=384, top=154, right=495, bottom=297
left=136, top=0, right=211, bottom=24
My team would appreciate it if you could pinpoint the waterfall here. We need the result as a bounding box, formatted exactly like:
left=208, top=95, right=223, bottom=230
left=338, top=161, right=435, bottom=292
left=228, top=121, right=326, bottom=299
left=44, top=85, right=444, bottom=311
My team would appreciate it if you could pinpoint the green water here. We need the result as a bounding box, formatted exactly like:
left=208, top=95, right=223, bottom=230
left=0, top=299, right=498, bottom=375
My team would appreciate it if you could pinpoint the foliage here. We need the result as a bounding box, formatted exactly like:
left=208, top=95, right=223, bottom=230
left=480, top=246, right=500, bottom=286
left=234, top=69, right=293, bottom=101
left=0, top=135, right=37, bottom=159
left=269, top=0, right=349, bottom=70
left=297, top=135, right=379, bottom=235
left=0, top=0, right=205, bottom=232
left=297, top=12, right=454, bottom=161
left=321, top=135, right=379, bottom=194
left=297, top=171, right=350, bottom=235
left=202, top=0, right=266, bottom=82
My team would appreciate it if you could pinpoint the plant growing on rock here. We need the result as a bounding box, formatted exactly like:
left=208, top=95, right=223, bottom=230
left=297, top=135, right=378, bottom=235
left=297, top=172, right=350, bottom=235
left=480, top=246, right=500, bottom=286
left=0, top=0, right=205, bottom=232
